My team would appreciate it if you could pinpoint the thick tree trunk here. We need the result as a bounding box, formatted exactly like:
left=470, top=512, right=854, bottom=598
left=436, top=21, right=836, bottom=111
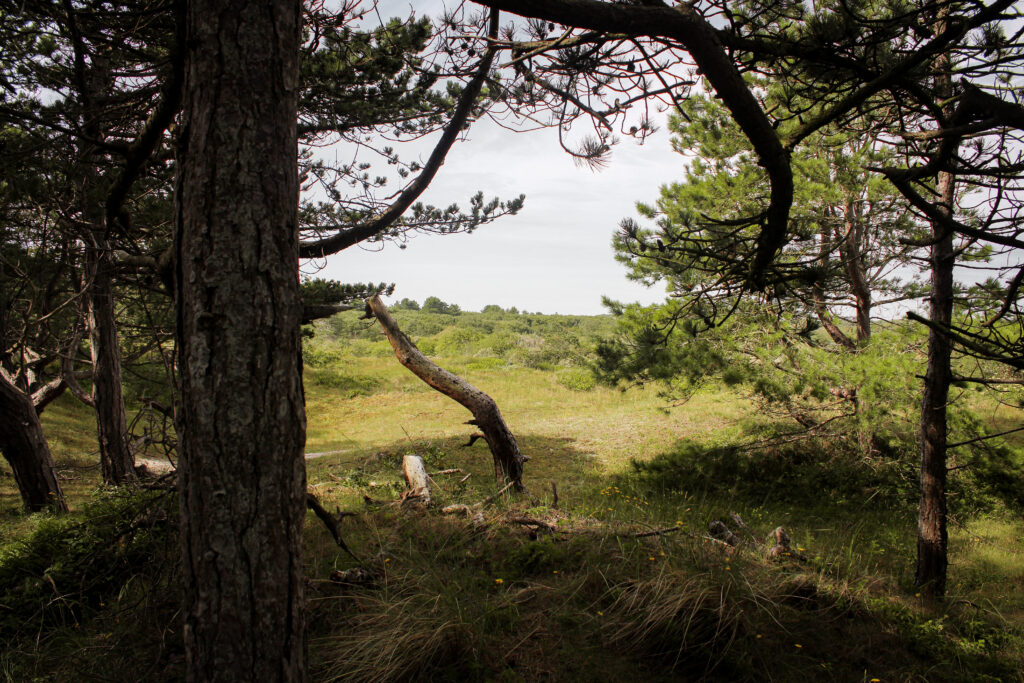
left=0, top=372, right=68, bottom=513
left=85, top=237, right=137, bottom=485
left=915, top=169, right=955, bottom=597
left=367, top=296, right=526, bottom=489
left=175, top=1, right=305, bottom=680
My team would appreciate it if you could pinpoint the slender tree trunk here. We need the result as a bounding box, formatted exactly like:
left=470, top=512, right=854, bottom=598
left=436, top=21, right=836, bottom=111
left=0, top=372, right=68, bottom=513
left=85, top=235, right=136, bottom=485
left=841, top=201, right=872, bottom=344
left=66, top=15, right=136, bottom=486
left=814, top=220, right=856, bottom=349
left=915, top=170, right=955, bottom=597
left=916, top=23, right=955, bottom=596
left=175, top=1, right=305, bottom=680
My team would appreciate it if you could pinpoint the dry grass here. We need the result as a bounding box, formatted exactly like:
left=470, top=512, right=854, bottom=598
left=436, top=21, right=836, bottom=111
left=305, top=361, right=749, bottom=471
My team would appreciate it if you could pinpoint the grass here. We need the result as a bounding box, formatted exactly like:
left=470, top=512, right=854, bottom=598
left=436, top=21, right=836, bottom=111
left=2, top=337, right=1024, bottom=681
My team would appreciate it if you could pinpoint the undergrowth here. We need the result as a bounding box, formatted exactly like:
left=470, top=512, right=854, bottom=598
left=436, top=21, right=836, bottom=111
left=3, top=328, right=1023, bottom=681
left=2, top=451, right=1022, bottom=681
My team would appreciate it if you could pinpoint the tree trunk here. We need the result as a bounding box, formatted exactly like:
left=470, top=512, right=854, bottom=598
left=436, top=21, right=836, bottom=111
left=66, top=7, right=136, bottom=486
left=814, top=220, right=856, bottom=349
left=841, top=200, right=872, bottom=344
left=915, top=168, right=955, bottom=597
left=85, top=236, right=137, bottom=485
left=0, top=372, right=68, bottom=513
left=175, top=1, right=305, bottom=680
left=367, top=296, right=526, bottom=489
left=915, top=22, right=955, bottom=596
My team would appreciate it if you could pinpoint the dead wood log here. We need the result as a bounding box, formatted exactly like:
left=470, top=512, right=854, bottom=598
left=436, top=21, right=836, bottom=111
left=366, top=295, right=525, bottom=490
left=402, top=454, right=432, bottom=506
left=709, top=519, right=741, bottom=546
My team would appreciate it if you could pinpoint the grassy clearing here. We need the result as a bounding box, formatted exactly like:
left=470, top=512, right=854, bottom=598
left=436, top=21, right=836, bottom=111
left=3, top=319, right=1024, bottom=680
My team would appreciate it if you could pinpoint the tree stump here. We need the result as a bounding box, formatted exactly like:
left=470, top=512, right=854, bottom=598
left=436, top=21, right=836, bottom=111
left=402, top=454, right=432, bottom=506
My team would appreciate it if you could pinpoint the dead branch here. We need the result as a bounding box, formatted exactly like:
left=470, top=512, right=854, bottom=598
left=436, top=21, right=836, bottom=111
left=366, top=295, right=525, bottom=489
left=306, top=492, right=360, bottom=562
left=481, top=480, right=517, bottom=506
left=463, top=433, right=486, bottom=447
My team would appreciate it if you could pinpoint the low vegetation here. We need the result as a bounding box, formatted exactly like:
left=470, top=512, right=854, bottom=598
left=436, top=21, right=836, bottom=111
left=2, top=305, right=1023, bottom=681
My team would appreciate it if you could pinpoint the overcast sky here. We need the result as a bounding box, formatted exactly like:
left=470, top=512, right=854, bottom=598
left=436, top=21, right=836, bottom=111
left=305, top=1, right=688, bottom=315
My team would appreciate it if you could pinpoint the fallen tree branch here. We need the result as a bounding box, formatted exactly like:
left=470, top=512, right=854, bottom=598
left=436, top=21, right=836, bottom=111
left=306, top=492, right=360, bottom=562
left=366, top=295, right=526, bottom=489
left=481, top=480, right=517, bottom=506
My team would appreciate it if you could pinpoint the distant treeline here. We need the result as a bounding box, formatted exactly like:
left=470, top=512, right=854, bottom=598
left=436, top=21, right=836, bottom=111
left=391, top=296, right=536, bottom=316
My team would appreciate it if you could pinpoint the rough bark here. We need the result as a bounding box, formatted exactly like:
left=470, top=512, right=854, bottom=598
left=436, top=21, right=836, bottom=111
left=915, top=169, right=954, bottom=598
left=85, top=237, right=137, bottom=485
left=0, top=372, right=68, bottom=513
left=367, top=296, right=526, bottom=489
left=175, top=1, right=306, bottom=680
left=915, top=21, right=955, bottom=597
left=840, top=201, right=872, bottom=344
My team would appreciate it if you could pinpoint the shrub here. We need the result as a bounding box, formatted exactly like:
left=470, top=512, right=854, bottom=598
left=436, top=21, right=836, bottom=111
left=557, top=367, right=597, bottom=392
left=0, top=488, right=178, bottom=640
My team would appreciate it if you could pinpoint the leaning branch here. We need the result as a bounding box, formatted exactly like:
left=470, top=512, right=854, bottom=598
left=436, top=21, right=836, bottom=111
left=365, top=295, right=525, bottom=489
left=472, top=0, right=792, bottom=289
left=104, top=6, right=185, bottom=234
left=298, top=11, right=501, bottom=259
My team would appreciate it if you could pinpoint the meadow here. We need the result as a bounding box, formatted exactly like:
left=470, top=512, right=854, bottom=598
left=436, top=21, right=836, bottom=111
left=2, top=305, right=1024, bottom=681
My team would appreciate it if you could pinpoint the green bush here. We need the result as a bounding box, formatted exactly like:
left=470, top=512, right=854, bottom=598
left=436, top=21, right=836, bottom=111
left=434, top=326, right=483, bottom=356
left=0, top=488, right=177, bottom=640
left=557, top=367, right=597, bottom=391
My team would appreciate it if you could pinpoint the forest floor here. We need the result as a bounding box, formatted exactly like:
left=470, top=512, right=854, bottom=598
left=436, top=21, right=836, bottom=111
left=3, top=333, right=1024, bottom=681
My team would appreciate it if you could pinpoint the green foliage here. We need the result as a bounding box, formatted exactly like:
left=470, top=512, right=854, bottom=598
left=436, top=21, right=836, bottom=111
left=299, top=16, right=447, bottom=138
left=300, top=279, right=393, bottom=306
left=0, top=488, right=177, bottom=641
left=557, top=367, right=598, bottom=392
left=614, top=86, right=922, bottom=328
left=303, top=337, right=385, bottom=395
left=597, top=306, right=1024, bottom=516
left=394, top=297, right=421, bottom=310
left=422, top=296, right=461, bottom=315
left=628, top=436, right=916, bottom=512
left=310, top=304, right=616, bottom=370
left=433, top=326, right=481, bottom=355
